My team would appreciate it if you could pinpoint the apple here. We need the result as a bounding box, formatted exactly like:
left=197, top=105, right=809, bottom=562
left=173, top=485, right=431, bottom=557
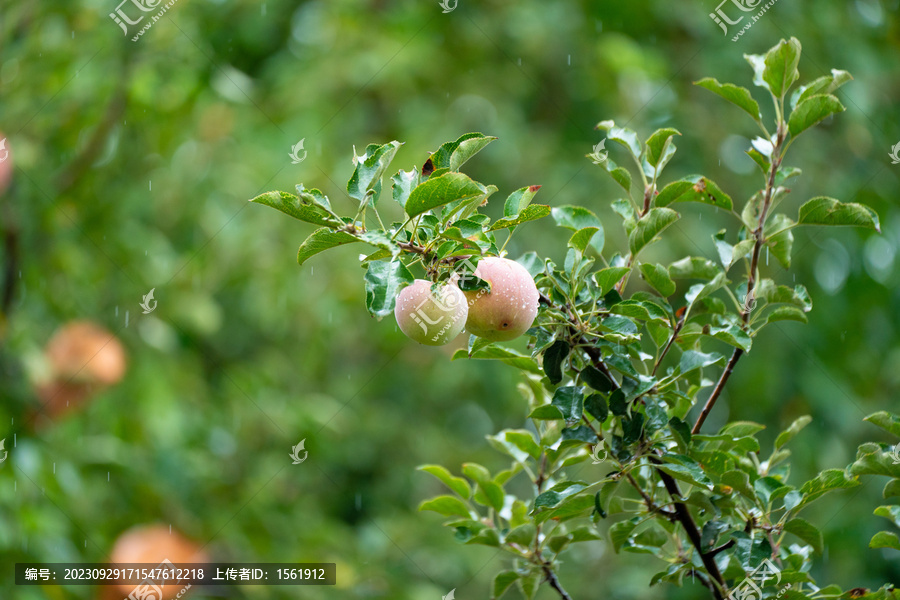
left=463, top=257, right=539, bottom=341
left=45, top=321, right=126, bottom=386
left=109, top=524, right=208, bottom=596
left=394, top=279, right=468, bottom=345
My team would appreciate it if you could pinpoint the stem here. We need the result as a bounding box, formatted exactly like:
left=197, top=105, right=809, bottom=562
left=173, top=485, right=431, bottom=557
left=542, top=564, right=574, bottom=600
left=653, top=458, right=727, bottom=599
left=691, top=347, right=743, bottom=434
left=651, top=315, right=685, bottom=376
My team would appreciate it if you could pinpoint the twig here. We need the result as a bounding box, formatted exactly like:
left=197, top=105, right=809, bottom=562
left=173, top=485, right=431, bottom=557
left=652, top=457, right=727, bottom=599
left=542, top=564, right=574, bottom=600
left=691, top=347, right=743, bottom=434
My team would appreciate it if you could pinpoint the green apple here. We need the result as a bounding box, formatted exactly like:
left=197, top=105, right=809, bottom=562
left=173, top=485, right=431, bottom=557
left=463, top=257, right=539, bottom=341
left=394, top=279, right=468, bottom=345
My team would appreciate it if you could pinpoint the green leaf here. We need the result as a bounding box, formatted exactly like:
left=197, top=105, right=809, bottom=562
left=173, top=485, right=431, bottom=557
left=679, top=350, right=724, bottom=374
left=418, top=495, right=472, bottom=518
left=492, top=571, right=519, bottom=598
left=596, top=120, right=642, bottom=159
left=543, top=340, right=570, bottom=385
left=656, top=175, right=733, bottom=210
left=608, top=518, right=640, bottom=553
left=405, top=172, right=485, bottom=217
left=364, top=260, right=414, bottom=319
left=594, top=267, right=630, bottom=295
left=668, top=257, right=721, bottom=280
left=865, top=411, right=900, bottom=438
left=709, top=324, right=752, bottom=351
left=870, top=531, right=900, bottom=551
left=503, top=185, right=542, bottom=217
left=645, top=128, right=681, bottom=168
left=534, top=483, right=587, bottom=510
left=791, top=69, right=853, bottom=110
left=766, top=306, right=809, bottom=324
left=764, top=213, right=795, bottom=269
left=391, top=169, right=419, bottom=209
left=552, top=205, right=604, bottom=254
left=797, top=197, right=881, bottom=232
left=581, top=366, right=614, bottom=393
left=568, top=227, right=601, bottom=254
left=428, top=132, right=497, bottom=171
left=488, top=204, right=551, bottom=231
left=798, top=469, right=859, bottom=508
left=694, top=78, right=762, bottom=122
left=418, top=465, right=472, bottom=499
left=788, top=94, right=846, bottom=137
left=475, top=480, right=505, bottom=512
left=656, top=455, right=714, bottom=490
left=591, top=154, right=632, bottom=194
left=639, top=263, right=676, bottom=297
left=552, top=386, right=585, bottom=425
left=503, top=430, right=542, bottom=460
left=585, top=394, right=609, bottom=423
left=629, top=208, right=679, bottom=256
left=722, top=470, right=755, bottom=500
left=296, top=228, right=360, bottom=265
left=529, top=404, right=564, bottom=420
left=517, top=570, right=541, bottom=600
left=874, top=505, right=900, bottom=529
left=250, top=190, right=339, bottom=227
left=756, top=280, right=813, bottom=311
left=451, top=346, right=541, bottom=373
left=784, top=517, right=823, bottom=553
left=884, top=480, right=900, bottom=499
left=347, top=141, right=403, bottom=203
left=746, top=37, right=801, bottom=98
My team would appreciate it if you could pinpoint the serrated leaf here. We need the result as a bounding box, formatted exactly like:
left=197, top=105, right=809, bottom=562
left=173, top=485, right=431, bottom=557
left=788, top=94, right=845, bottom=137
left=451, top=346, right=541, bottom=373
left=874, top=505, right=900, bottom=529
left=639, top=263, right=677, bottom=297
left=543, top=340, right=570, bottom=385
left=766, top=306, right=808, bottom=324
left=797, top=197, right=881, bottom=231
left=679, top=350, right=724, bottom=374
left=695, top=78, right=762, bottom=122
left=391, top=169, right=419, bottom=209
left=348, top=141, right=403, bottom=203
left=364, top=260, right=414, bottom=319
left=669, top=257, right=722, bottom=280
left=568, top=227, right=601, bottom=254
left=798, top=469, right=859, bottom=508
left=488, top=204, right=551, bottom=231
left=596, top=120, right=642, bottom=159
left=405, top=172, right=485, bottom=217
left=504, top=430, right=542, bottom=460
left=250, top=190, right=339, bottom=227
left=552, top=205, right=604, bottom=253
left=790, top=69, right=853, bottom=110
left=418, top=465, right=472, bottom=499
left=645, top=128, right=681, bottom=168
left=428, top=132, right=497, bottom=171
left=594, top=267, right=630, bottom=295
left=656, top=175, right=733, bottom=210
left=765, top=213, right=795, bottom=269
left=503, top=185, right=542, bottom=217
left=585, top=393, right=609, bottom=423
left=752, top=37, right=801, bottom=98
left=722, top=470, right=755, bottom=499
left=582, top=366, right=614, bottom=393
left=418, top=495, right=472, bottom=518
left=870, top=531, right=900, bottom=551
left=629, top=208, right=679, bottom=256
left=552, top=386, right=585, bottom=425
left=297, top=228, right=360, bottom=265
left=784, top=517, right=823, bottom=553
left=592, top=154, right=632, bottom=194
left=492, top=571, right=519, bottom=598
left=865, top=411, right=900, bottom=438
left=608, top=518, right=640, bottom=553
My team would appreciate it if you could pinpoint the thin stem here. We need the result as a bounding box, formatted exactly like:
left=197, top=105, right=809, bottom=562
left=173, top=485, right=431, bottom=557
left=691, top=347, right=743, bottom=434
left=542, top=564, right=574, bottom=600
left=651, top=315, right=685, bottom=376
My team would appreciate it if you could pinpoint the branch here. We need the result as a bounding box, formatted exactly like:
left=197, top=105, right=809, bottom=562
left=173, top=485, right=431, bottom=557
left=542, top=563, right=574, bottom=600
left=691, top=347, right=743, bottom=434
left=652, top=458, right=727, bottom=599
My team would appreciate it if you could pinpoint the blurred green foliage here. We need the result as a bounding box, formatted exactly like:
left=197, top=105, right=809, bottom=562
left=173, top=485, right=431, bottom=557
left=0, top=0, right=897, bottom=598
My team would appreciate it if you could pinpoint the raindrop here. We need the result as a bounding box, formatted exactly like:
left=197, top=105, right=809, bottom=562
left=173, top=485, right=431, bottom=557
left=53, top=463, right=56, bottom=474
left=169, top=524, right=172, bottom=534
left=311, top=267, right=314, bottom=275
left=149, top=180, right=152, bottom=191
left=72, top=31, right=74, bottom=39
left=125, top=311, right=130, bottom=327
left=518, top=58, right=522, bottom=66
left=115, top=306, right=119, bottom=317
left=108, top=472, right=110, bottom=482
left=567, top=54, right=571, bottom=66
left=766, top=247, right=769, bottom=266
left=262, top=3, right=266, bottom=15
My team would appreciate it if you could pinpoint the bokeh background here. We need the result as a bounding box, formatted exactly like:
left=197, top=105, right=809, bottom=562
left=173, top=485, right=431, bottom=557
left=1, top=0, right=899, bottom=598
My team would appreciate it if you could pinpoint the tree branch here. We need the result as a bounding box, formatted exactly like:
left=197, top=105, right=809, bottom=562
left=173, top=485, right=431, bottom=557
left=691, top=347, right=743, bottom=434
left=542, top=563, right=574, bottom=600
